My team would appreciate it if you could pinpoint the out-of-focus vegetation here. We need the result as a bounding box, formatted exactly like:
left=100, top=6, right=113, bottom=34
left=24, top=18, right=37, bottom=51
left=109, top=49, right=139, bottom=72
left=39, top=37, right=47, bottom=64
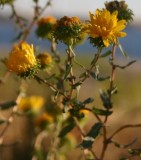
left=0, top=1, right=141, bottom=160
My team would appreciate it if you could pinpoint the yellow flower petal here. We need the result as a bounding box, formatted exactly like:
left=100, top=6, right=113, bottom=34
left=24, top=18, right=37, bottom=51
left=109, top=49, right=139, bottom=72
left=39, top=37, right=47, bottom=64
left=85, top=9, right=127, bottom=47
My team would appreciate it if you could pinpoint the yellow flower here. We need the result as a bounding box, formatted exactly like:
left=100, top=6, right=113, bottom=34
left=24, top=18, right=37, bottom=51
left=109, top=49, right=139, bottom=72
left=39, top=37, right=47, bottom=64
left=18, top=96, right=44, bottom=114
left=37, top=16, right=57, bottom=26
left=86, top=9, right=127, bottom=47
left=7, top=42, right=37, bottom=75
left=54, top=16, right=85, bottom=46
left=36, top=52, right=53, bottom=69
left=36, top=16, right=57, bottom=40
left=56, top=16, right=80, bottom=28
left=34, top=112, right=53, bottom=128
left=79, top=109, right=89, bottom=115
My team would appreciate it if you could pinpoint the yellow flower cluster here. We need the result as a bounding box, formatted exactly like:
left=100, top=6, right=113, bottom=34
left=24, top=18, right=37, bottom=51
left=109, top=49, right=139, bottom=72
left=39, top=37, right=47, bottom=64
left=18, top=96, right=44, bottom=114
left=7, top=42, right=37, bottom=75
left=85, top=9, right=127, bottom=47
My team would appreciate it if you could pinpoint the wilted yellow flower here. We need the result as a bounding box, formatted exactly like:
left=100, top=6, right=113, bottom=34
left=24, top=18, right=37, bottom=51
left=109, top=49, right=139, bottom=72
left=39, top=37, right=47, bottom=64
left=36, top=52, right=53, bottom=69
left=18, top=96, right=44, bottom=114
left=85, top=9, right=127, bottom=47
left=56, top=16, right=80, bottom=28
left=53, top=16, right=86, bottom=46
left=7, top=42, right=37, bottom=75
left=105, top=1, right=134, bottom=23
left=34, top=112, right=53, bottom=128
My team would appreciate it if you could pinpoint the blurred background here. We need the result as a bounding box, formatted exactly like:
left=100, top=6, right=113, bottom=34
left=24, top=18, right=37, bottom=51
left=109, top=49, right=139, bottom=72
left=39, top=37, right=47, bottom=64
left=0, top=0, right=141, bottom=58
left=0, top=1, right=141, bottom=160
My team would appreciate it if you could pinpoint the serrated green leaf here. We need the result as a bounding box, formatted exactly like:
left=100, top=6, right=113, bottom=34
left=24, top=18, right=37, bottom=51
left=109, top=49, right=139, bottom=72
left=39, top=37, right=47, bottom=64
left=92, top=108, right=113, bottom=116
left=0, top=101, right=16, bottom=110
left=100, top=50, right=112, bottom=58
left=59, top=122, right=75, bottom=137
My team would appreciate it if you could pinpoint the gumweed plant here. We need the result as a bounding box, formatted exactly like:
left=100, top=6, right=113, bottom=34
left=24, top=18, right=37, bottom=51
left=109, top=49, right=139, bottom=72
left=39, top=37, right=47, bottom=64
left=0, top=0, right=140, bottom=160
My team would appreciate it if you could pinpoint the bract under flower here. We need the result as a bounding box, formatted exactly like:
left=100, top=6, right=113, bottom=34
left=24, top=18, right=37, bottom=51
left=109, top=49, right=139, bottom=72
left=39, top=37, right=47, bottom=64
left=85, top=9, right=127, bottom=47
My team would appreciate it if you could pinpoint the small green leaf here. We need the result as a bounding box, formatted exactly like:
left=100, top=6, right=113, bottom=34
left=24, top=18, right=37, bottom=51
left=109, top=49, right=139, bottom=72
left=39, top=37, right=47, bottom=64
left=0, top=101, right=16, bottom=110
left=90, top=72, right=109, bottom=81
left=118, top=42, right=128, bottom=57
left=59, top=122, right=75, bottom=137
left=64, top=63, right=72, bottom=79
left=80, top=122, right=103, bottom=149
left=87, top=122, right=103, bottom=138
left=83, top=98, right=94, bottom=105
left=72, top=82, right=82, bottom=89
left=100, top=50, right=112, bottom=58
left=100, top=90, right=113, bottom=109
left=92, top=108, right=113, bottom=116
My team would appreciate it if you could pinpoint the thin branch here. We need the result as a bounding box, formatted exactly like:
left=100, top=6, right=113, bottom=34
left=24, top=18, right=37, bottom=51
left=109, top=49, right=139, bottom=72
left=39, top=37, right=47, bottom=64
left=108, top=124, right=141, bottom=140
left=34, top=75, right=68, bottom=100
left=21, top=0, right=52, bottom=42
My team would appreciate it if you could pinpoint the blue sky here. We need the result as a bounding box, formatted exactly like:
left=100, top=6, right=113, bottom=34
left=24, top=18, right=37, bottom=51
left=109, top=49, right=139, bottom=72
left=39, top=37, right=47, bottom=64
left=0, top=0, right=141, bottom=22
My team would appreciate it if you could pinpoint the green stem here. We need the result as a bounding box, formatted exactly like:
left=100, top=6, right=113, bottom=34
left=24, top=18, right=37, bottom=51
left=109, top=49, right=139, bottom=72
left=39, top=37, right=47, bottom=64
left=67, top=45, right=75, bottom=99
left=100, top=43, right=117, bottom=160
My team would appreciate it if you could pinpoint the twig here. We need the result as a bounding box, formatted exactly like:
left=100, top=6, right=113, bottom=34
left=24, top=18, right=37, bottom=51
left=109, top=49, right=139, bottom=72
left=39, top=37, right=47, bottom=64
left=108, top=124, right=141, bottom=140
left=21, top=0, right=52, bottom=42
left=34, top=75, right=68, bottom=100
